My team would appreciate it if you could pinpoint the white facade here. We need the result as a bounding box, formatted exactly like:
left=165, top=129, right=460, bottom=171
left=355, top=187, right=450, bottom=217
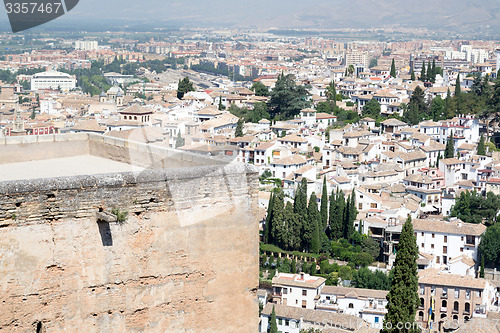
left=31, top=71, right=76, bottom=92
left=74, top=40, right=99, bottom=50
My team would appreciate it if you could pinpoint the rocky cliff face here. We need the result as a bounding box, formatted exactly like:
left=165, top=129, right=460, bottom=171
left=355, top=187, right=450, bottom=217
left=0, top=165, right=259, bottom=332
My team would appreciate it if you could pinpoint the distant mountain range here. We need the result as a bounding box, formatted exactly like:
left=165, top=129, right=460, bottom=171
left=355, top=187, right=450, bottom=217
left=2, top=0, right=500, bottom=35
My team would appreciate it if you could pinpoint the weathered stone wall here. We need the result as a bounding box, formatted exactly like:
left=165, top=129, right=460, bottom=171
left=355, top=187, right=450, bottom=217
left=0, top=164, right=259, bottom=332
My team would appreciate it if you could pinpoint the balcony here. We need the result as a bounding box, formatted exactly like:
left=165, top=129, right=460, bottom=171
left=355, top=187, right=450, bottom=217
left=441, top=307, right=447, bottom=312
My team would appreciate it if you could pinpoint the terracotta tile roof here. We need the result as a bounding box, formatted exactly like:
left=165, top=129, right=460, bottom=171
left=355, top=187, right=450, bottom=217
left=322, top=285, right=388, bottom=300
left=412, top=218, right=486, bottom=236
left=418, top=268, right=488, bottom=289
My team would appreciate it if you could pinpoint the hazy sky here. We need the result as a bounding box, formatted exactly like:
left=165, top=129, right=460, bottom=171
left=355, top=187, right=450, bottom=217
left=1, top=0, right=499, bottom=34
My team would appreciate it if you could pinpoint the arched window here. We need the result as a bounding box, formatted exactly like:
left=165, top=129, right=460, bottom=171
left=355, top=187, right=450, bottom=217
left=420, top=298, right=425, bottom=308
left=348, top=303, right=354, bottom=309
left=442, top=300, right=447, bottom=308
left=453, top=301, right=459, bottom=312
left=418, top=311, right=424, bottom=321
left=464, top=302, right=470, bottom=314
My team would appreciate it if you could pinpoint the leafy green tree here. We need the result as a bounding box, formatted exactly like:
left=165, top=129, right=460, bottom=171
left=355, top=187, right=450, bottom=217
left=177, top=77, right=194, bottom=99
left=248, top=102, right=270, bottom=123
left=235, top=119, right=244, bottom=137
left=268, top=73, right=310, bottom=119
left=390, top=58, right=396, bottom=78
left=320, top=177, right=329, bottom=231
left=445, top=132, right=454, bottom=158
left=451, top=190, right=500, bottom=225
left=362, top=99, right=381, bottom=118
left=369, top=58, right=378, bottom=68
left=477, top=135, right=486, bottom=155
left=348, top=65, right=355, bottom=77
left=430, top=95, right=445, bottom=121
left=382, top=217, right=419, bottom=333
left=269, top=305, right=278, bottom=333
left=175, top=131, right=185, bottom=148
left=479, top=222, right=500, bottom=266
left=307, top=193, right=321, bottom=253
left=251, top=81, right=269, bottom=96
left=362, top=236, right=381, bottom=260
left=405, top=86, right=429, bottom=125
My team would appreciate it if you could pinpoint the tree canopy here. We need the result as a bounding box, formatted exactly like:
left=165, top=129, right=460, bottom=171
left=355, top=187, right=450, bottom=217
left=267, top=73, right=310, bottom=120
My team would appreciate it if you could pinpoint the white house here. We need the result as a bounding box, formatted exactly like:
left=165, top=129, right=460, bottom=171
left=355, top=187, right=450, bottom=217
left=271, top=272, right=326, bottom=309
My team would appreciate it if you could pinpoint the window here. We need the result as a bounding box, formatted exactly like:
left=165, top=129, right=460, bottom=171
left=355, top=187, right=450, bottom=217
left=358, top=203, right=362, bottom=210
left=460, top=248, right=464, bottom=252
left=444, top=236, right=447, bottom=243
left=420, top=286, right=425, bottom=295
left=432, top=233, right=435, bottom=238
left=348, top=303, right=354, bottom=309
left=443, top=246, right=447, bottom=254
left=278, top=318, right=282, bottom=325
left=302, top=300, right=307, bottom=308
left=466, top=289, right=471, bottom=300
left=431, top=286, right=436, bottom=296
left=421, top=243, right=424, bottom=248
left=283, top=288, right=287, bottom=294
left=375, top=317, right=379, bottom=323
left=455, top=289, right=460, bottom=298
left=285, top=320, right=289, bottom=326
left=431, top=244, right=434, bottom=249
left=442, top=287, right=448, bottom=297
left=302, top=290, right=307, bottom=296
left=421, top=232, right=424, bottom=236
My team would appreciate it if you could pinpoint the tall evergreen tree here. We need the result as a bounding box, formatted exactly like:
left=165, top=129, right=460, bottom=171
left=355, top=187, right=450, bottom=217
left=270, top=188, right=285, bottom=248
left=349, top=189, right=358, bottom=232
left=264, top=192, right=275, bottom=243
left=320, top=177, right=328, bottom=231
left=454, top=75, right=461, bottom=98
left=326, top=80, right=337, bottom=107
left=306, top=193, right=320, bottom=253
left=343, top=195, right=351, bottom=240
left=382, top=216, right=419, bottom=333
left=390, top=58, right=396, bottom=78
left=426, top=62, right=432, bottom=83
left=284, top=202, right=301, bottom=251
left=235, top=119, right=244, bottom=137
left=420, top=61, right=426, bottom=82
left=445, top=132, right=454, bottom=158
left=269, top=305, right=278, bottom=333
left=477, top=135, right=486, bottom=155
left=431, top=59, right=436, bottom=82
left=410, top=70, right=415, bottom=81
left=294, top=178, right=308, bottom=219
left=328, top=189, right=344, bottom=240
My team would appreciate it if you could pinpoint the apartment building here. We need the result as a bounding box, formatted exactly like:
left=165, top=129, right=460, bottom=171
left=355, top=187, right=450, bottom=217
left=413, top=218, right=486, bottom=267
left=271, top=273, right=326, bottom=309
left=317, top=286, right=388, bottom=328
left=417, top=268, right=497, bottom=331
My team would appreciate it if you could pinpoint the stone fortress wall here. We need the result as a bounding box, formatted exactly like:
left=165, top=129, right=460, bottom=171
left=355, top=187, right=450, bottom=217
left=0, top=134, right=259, bottom=332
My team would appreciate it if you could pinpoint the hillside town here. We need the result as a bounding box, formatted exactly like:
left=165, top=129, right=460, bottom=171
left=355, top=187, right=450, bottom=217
left=1, top=31, right=500, bottom=333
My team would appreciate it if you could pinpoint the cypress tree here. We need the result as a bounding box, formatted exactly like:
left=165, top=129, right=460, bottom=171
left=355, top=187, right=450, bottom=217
left=291, top=258, right=296, bottom=274
left=420, top=61, right=426, bottom=82
left=427, top=62, right=432, bottom=83
left=264, top=192, right=275, bottom=243
left=306, top=193, right=320, bottom=253
left=328, top=189, right=344, bottom=240
left=431, top=59, right=436, bottom=82
left=320, top=177, right=328, bottom=231
left=294, top=178, right=308, bottom=219
left=343, top=195, right=350, bottom=240
left=381, top=216, right=419, bottom=333
left=390, top=58, right=396, bottom=78
left=270, top=188, right=285, bottom=248
left=284, top=202, right=301, bottom=251
left=235, top=119, right=244, bottom=137
left=348, top=189, right=358, bottom=235
left=480, top=256, right=485, bottom=278
left=410, top=70, right=415, bottom=81
left=445, top=132, right=454, bottom=158
left=454, top=75, right=461, bottom=98
left=269, top=305, right=278, bottom=333
left=477, top=135, right=486, bottom=155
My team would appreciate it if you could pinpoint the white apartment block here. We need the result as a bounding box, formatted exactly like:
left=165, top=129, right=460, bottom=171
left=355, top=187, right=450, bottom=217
left=74, top=40, right=99, bottom=51
left=271, top=273, right=326, bottom=309
left=413, top=218, right=486, bottom=267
